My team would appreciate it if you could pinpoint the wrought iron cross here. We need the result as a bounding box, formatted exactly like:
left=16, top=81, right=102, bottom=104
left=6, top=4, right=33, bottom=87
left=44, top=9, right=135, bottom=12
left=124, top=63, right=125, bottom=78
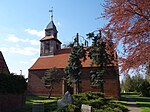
left=49, top=7, right=53, bottom=21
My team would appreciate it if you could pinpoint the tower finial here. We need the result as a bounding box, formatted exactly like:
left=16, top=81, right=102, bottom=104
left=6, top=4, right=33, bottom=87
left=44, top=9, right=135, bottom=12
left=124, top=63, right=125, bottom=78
left=49, top=7, right=53, bottom=21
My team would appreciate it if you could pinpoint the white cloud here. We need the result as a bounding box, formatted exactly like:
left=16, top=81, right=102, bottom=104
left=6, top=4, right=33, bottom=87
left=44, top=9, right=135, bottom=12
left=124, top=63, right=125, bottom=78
left=0, top=47, right=8, bottom=52
left=0, top=46, right=39, bottom=56
left=30, top=58, right=38, bottom=62
left=4, top=29, right=44, bottom=46
left=28, top=39, right=39, bottom=46
left=10, top=47, right=39, bottom=56
left=24, top=29, right=44, bottom=37
left=19, top=61, right=29, bottom=64
left=6, top=35, right=20, bottom=42
left=5, top=34, right=39, bottom=45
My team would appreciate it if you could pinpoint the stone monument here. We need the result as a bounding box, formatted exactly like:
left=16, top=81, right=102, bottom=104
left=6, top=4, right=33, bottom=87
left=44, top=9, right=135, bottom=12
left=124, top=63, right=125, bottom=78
left=57, top=91, right=72, bottom=109
left=81, top=104, right=92, bottom=112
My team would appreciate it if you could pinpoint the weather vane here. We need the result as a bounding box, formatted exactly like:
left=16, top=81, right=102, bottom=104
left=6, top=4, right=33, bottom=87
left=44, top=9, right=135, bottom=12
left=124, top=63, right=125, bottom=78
left=49, top=7, right=53, bottom=21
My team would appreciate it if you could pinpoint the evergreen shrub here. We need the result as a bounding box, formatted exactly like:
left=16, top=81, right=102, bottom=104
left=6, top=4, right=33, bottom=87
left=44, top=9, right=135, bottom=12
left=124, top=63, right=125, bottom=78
left=58, top=92, right=128, bottom=112
left=0, top=73, right=27, bottom=94
left=140, top=79, right=150, bottom=97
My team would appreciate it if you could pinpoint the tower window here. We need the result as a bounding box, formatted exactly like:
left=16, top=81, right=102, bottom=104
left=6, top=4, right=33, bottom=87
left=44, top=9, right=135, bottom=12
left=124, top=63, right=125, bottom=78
left=45, top=42, right=50, bottom=50
left=56, top=43, right=60, bottom=50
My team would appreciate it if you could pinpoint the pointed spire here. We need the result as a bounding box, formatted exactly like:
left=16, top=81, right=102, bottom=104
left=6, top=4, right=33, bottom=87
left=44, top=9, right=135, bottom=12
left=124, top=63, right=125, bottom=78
left=45, top=7, right=58, bottom=37
left=49, top=7, right=53, bottom=21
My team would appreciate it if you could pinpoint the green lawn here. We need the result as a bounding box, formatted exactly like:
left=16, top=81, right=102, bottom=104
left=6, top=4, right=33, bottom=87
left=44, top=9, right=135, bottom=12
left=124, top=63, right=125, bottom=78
left=121, top=93, right=150, bottom=112
left=14, top=95, right=59, bottom=112
left=15, top=93, right=150, bottom=112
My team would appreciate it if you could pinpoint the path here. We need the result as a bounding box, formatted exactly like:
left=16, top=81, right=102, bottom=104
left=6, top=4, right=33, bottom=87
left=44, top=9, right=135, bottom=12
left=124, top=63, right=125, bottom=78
left=127, top=98, right=141, bottom=112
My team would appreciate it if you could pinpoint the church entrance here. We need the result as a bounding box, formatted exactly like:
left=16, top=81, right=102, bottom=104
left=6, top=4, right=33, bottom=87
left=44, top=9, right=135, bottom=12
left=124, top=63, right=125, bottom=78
left=63, top=79, right=74, bottom=95
left=66, top=85, right=74, bottom=95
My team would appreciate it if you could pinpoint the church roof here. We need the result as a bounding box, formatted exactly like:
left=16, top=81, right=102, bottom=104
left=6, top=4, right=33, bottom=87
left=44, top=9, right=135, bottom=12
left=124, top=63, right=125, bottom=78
left=29, top=48, right=91, bottom=70
left=29, top=47, right=117, bottom=70
left=46, top=21, right=57, bottom=32
left=0, top=51, right=10, bottom=73
left=40, top=36, right=62, bottom=44
left=40, top=35, right=55, bottom=41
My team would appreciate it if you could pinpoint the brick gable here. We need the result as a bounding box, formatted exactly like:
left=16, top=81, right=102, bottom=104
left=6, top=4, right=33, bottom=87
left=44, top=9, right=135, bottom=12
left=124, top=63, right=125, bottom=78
left=0, top=51, right=9, bottom=74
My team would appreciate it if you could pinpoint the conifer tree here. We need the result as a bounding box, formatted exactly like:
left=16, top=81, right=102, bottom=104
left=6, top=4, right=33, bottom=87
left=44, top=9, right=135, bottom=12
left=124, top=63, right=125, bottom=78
left=87, top=30, right=113, bottom=93
left=65, top=33, right=86, bottom=94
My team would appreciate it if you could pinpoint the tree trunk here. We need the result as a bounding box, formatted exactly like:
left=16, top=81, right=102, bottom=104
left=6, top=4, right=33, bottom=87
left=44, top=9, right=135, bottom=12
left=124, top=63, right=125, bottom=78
left=74, top=82, right=79, bottom=94
left=48, top=85, right=53, bottom=99
left=101, top=83, right=104, bottom=93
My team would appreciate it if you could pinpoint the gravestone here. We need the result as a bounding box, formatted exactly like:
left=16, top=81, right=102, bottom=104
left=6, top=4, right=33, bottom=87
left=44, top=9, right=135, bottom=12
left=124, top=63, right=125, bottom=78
left=81, top=104, right=92, bottom=112
left=57, top=91, right=72, bottom=109
left=32, top=103, right=44, bottom=112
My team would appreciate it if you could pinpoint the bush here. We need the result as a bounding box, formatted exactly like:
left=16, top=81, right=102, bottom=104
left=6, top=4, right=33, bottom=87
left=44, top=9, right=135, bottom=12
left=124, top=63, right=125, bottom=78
left=93, top=107, right=122, bottom=112
left=121, top=74, right=144, bottom=93
left=72, top=92, right=127, bottom=112
left=57, top=92, right=127, bottom=112
left=140, top=79, right=150, bottom=97
left=65, top=104, right=79, bottom=112
left=73, top=92, right=104, bottom=106
left=73, top=92, right=104, bottom=101
left=107, top=101, right=128, bottom=112
left=0, top=73, right=27, bottom=94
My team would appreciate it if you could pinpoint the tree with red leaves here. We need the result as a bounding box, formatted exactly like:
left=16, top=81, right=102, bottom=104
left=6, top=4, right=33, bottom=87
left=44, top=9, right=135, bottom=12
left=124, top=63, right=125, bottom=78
left=102, top=0, right=150, bottom=74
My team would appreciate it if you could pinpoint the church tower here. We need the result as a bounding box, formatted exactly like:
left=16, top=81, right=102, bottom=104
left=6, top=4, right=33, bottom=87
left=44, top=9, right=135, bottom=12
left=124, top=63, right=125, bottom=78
left=40, top=9, right=61, bottom=56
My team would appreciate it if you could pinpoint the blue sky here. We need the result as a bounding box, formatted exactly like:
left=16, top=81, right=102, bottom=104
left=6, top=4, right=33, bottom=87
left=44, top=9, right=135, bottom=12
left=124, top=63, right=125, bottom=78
left=0, top=0, right=108, bottom=78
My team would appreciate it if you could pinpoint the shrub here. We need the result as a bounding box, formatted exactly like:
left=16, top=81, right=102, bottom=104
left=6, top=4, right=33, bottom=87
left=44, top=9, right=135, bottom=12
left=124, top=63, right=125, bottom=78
left=107, top=101, right=128, bottom=112
left=0, top=73, right=27, bottom=94
left=65, top=104, right=79, bottom=112
left=85, top=99, right=104, bottom=109
left=57, top=92, right=127, bottom=112
left=73, top=92, right=104, bottom=106
left=73, top=92, right=127, bottom=112
left=140, top=79, right=150, bottom=97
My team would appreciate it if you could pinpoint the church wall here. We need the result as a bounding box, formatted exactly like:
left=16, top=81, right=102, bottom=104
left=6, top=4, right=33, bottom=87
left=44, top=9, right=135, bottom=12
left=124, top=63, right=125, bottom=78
left=103, top=68, right=120, bottom=99
left=81, top=67, right=120, bottom=99
left=28, top=70, right=48, bottom=95
left=28, top=67, right=120, bottom=99
left=28, top=69, right=65, bottom=96
left=81, top=68, right=100, bottom=92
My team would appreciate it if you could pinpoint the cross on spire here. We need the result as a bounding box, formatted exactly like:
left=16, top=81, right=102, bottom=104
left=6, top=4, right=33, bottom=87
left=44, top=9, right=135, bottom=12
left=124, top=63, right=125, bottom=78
left=49, top=7, right=53, bottom=21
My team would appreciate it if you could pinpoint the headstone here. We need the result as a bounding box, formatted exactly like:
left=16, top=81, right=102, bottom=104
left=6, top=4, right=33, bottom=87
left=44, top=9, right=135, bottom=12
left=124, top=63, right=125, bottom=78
left=32, top=103, right=44, bottom=112
left=81, top=104, right=92, bottom=112
left=57, top=91, right=72, bottom=109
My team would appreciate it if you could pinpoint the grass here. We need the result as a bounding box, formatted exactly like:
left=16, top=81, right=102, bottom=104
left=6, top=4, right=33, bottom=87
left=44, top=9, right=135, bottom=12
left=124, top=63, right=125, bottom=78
left=114, top=97, right=127, bottom=105
left=14, top=95, right=59, bottom=112
left=121, top=92, right=150, bottom=112
left=15, top=93, right=150, bottom=112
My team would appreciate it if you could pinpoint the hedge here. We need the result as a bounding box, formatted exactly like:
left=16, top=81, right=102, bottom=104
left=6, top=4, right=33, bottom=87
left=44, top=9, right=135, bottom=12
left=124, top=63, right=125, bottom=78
left=0, top=73, right=27, bottom=94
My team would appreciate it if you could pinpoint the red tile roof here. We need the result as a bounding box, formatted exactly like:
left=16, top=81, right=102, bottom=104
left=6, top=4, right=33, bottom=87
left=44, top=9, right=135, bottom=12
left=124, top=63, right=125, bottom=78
left=55, top=48, right=71, bottom=55
left=40, top=36, right=55, bottom=41
left=29, top=48, right=117, bottom=70
left=29, top=48, right=91, bottom=70
left=40, top=36, right=62, bottom=44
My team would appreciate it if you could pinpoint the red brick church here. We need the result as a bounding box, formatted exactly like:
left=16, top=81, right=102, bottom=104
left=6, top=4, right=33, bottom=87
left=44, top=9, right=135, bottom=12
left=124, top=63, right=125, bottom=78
left=28, top=16, right=120, bottom=99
